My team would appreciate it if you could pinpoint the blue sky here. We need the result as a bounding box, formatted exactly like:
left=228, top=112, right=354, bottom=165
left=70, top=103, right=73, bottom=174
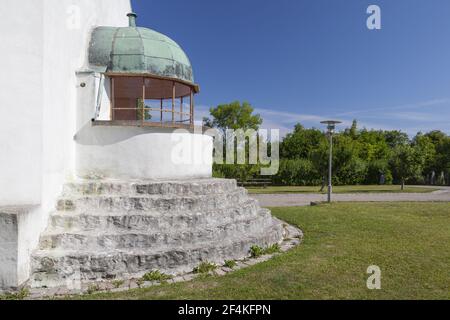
left=131, top=0, right=450, bottom=136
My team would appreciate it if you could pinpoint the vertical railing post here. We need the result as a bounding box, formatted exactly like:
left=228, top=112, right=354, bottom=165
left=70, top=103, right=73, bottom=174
left=180, top=96, right=183, bottom=123
left=172, top=81, right=175, bottom=123
left=160, top=98, right=163, bottom=123
left=111, top=77, right=115, bottom=120
left=190, top=88, right=194, bottom=126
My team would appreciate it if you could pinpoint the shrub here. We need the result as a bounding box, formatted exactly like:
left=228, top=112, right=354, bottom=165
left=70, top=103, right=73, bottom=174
left=335, top=158, right=368, bottom=185
left=213, top=163, right=260, bottom=182
left=365, top=160, right=393, bottom=185
left=273, top=159, right=320, bottom=186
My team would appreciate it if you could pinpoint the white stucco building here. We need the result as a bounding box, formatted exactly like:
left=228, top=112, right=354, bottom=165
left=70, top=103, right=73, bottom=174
left=0, top=0, right=213, bottom=290
left=0, top=0, right=288, bottom=292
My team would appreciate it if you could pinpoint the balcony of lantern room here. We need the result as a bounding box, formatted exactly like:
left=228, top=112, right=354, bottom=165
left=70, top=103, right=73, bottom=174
left=74, top=12, right=211, bottom=181
left=93, top=75, right=199, bottom=130
left=88, top=12, right=201, bottom=130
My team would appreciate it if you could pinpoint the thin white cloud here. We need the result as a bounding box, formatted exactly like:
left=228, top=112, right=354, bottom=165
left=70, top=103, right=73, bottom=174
left=196, top=98, right=450, bottom=137
left=337, top=98, right=450, bottom=117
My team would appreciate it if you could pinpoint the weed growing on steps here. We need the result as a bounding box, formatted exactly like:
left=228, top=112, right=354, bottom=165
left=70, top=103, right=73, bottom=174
left=250, top=243, right=281, bottom=257
left=142, top=270, right=173, bottom=282
left=224, top=260, right=237, bottom=269
left=193, top=262, right=217, bottom=274
left=0, top=288, right=29, bottom=300
left=112, top=280, right=124, bottom=288
left=86, top=284, right=100, bottom=295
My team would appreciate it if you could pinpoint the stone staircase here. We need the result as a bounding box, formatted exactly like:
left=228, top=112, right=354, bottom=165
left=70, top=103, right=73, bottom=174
left=30, top=179, right=290, bottom=288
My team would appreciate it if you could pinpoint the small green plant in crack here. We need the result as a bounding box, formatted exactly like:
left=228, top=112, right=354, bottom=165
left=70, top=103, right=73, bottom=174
left=264, top=243, right=281, bottom=254
left=142, top=270, right=173, bottom=282
left=193, top=261, right=217, bottom=274
left=250, top=245, right=264, bottom=258
left=224, top=260, right=237, bottom=269
left=86, top=284, right=100, bottom=295
left=250, top=244, right=281, bottom=258
left=0, top=288, right=29, bottom=300
left=112, top=280, right=124, bottom=289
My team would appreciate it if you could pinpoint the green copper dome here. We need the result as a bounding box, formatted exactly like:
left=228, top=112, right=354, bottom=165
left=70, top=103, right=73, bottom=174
left=88, top=13, right=194, bottom=84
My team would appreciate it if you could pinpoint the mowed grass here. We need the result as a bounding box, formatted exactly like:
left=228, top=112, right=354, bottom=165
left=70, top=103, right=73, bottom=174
left=76, top=202, right=450, bottom=300
left=246, top=185, right=440, bottom=194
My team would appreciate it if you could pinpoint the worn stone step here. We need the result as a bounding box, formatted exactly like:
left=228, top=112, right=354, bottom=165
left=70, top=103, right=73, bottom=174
left=63, top=179, right=238, bottom=196
left=30, top=221, right=284, bottom=288
left=49, top=200, right=261, bottom=233
left=56, top=189, right=248, bottom=212
left=39, top=213, right=274, bottom=251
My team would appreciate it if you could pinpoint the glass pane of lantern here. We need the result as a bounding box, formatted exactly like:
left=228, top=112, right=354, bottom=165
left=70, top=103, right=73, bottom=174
left=112, top=77, right=143, bottom=120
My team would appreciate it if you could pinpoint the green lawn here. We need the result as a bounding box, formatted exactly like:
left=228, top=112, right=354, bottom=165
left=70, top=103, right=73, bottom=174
left=246, top=185, right=440, bottom=194
left=75, top=202, right=450, bottom=300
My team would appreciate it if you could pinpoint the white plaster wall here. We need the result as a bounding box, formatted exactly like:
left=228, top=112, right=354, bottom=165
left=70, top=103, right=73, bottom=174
left=0, top=1, right=44, bottom=206
left=76, top=126, right=213, bottom=180
left=41, top=0, right=131, bottom=207
left=0, top=0, right=131, bottom=205
left=0, top=0, right=132, bottom=288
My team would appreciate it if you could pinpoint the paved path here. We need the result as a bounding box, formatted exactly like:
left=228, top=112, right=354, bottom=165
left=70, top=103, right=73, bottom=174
left=251, top=186, right=450, bottom=207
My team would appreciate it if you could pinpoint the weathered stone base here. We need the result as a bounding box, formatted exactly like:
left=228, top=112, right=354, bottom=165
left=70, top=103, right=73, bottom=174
left=27, top=179, right=298, bottom=290
left=23, top=225, right=302, bottom=299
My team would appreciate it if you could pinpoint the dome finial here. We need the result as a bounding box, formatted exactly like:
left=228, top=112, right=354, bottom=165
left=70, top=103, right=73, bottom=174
left=127, top=12, right=137, bottom=27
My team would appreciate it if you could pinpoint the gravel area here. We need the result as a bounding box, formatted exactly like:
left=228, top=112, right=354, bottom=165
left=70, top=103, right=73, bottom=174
left=251, top=186, right=450, bottom=207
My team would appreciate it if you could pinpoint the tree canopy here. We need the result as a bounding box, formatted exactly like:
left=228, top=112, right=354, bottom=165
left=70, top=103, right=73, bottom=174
left=205, top=102, right=450, bottom=186
left=203, top=101, right=262, bottom=132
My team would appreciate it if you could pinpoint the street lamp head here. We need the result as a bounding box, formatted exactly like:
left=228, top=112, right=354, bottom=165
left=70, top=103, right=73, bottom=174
left=320, top=120, right=342, bottom=133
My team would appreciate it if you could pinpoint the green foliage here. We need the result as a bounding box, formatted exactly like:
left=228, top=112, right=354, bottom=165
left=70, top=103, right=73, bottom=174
left=250, top=245, right=264, bottom=258
left=142, top=270, right=173, bottom=282
left=250, top=244, right=281, bottom=258
left=204, top=101, right=262, bottom=132
left=366, top=159, right=393, bottom=184
left=334, top=158, right=367, bottom=185
left=281, top=124, right=326, bottom=159
left=224, top=260, right=237, bottom=269
left=0, top=288, right=29, bottom=300
left=205, top=102, right=450, bottom=186
left=112, top=280, right=124, bottom=288
left=206, top=101, right=264, bottom=182
left=390, top=144, right=425, bottom=188
left=272, top=159, right=319, bottom=186
left=277, top=120, right=450, bottom=187
left=213, top=163, right=260, bottom=182
left=136, top=99, right=152, bottom=121
left=264, top=243, right=281, bottom=254
left=194, top=262, right=217, bottom=274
